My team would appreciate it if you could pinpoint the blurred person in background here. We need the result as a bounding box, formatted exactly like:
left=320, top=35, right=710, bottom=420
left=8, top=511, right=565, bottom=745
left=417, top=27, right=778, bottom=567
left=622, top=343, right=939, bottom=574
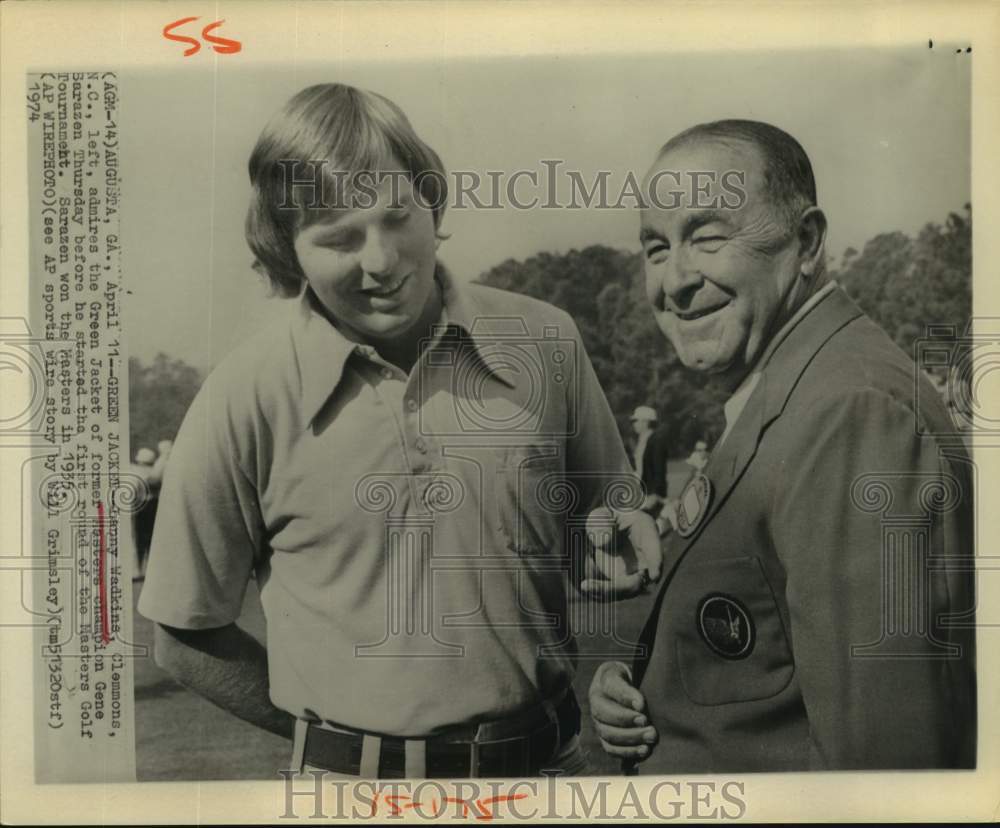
left=629, top=405, right=671, bottom=535
left=148, top=439, right=173, bottom=488
left=131, top=447, right=158, bottom=579
left=685, top=439, right=710, bottom=476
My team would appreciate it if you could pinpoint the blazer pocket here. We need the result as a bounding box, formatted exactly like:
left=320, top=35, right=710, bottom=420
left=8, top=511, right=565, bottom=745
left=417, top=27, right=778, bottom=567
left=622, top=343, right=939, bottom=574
left=675, top=556, right=794, bottom=706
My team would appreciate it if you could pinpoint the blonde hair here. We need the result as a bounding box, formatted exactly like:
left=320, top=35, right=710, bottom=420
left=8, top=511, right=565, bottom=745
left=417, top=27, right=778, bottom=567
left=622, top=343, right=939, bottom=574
left=245, top=84, right=448, bottom=297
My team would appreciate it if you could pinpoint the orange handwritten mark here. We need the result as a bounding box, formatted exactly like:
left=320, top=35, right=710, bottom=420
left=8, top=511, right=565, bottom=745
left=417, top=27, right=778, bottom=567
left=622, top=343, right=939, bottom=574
left=97, top=502, right=111, bottom=644
left=162, top=17, right=202, bottom=56
left=475, top=794, right=529, bottom=821
left=201, top=19, right=242, bottom=54
left=369, top=792, right=528, bottom=821
left=442, top=797, right=472, bottom=817
left=163, top=17, right=242, bottom=56
left=384, top=794, right=411, bottom=817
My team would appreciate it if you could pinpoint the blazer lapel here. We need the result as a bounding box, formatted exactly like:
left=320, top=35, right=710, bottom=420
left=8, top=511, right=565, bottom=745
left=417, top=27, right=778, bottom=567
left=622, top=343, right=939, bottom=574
left=661, top=382, right=766, bottom=578
left=632, top=287, right=864, bottom=685
left=663, top=287, right=863, bottom=579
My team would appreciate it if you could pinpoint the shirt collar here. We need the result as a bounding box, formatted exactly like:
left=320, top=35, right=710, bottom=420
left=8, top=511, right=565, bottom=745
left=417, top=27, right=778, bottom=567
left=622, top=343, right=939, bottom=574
left=290, top=287, right=360, bottom=426
left=290, top=264, right=514, bottom=426
left=435, top=267, right=518, bottom=391
left=755, top=280, right=838, bottom=375
left=717, top=280, right=838, bottom=446
left=719, top=373, right=760, bottom=446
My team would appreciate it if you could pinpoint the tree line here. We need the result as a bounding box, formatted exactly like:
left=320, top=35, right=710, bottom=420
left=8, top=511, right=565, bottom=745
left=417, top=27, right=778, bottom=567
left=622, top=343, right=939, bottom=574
left=129, top=207, right=972, bottom=458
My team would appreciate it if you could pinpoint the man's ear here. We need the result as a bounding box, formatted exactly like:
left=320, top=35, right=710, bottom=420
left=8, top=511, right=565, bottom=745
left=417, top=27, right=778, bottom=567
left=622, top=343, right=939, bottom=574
left=796, top=206, right=828, bottom=276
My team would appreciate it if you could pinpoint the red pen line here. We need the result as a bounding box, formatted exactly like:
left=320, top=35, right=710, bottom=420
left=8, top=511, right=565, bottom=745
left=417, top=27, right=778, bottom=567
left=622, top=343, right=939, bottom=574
left=97, top=502, right=111, bottom=644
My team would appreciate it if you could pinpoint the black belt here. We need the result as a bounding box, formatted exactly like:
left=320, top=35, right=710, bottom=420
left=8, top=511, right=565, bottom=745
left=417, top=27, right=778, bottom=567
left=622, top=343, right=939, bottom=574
left=301, top=692, right=581, bottom=778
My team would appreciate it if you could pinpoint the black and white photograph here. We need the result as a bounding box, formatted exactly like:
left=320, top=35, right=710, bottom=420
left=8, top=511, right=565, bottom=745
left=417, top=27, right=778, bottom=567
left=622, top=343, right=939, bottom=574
left=122, top=48, right=980, bottom=782
left=3, top=1, right=999, bottom=823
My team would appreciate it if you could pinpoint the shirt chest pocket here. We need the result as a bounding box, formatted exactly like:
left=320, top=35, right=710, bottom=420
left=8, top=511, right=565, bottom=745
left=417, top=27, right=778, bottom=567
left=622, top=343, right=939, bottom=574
left=672, top=555, right=794, bottom=706
left=494, top=445, right=564, bottom=556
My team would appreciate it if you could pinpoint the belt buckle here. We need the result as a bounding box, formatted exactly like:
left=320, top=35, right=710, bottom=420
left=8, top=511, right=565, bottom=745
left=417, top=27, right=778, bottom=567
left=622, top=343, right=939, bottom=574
left=470, top=695, right=566, bottom=777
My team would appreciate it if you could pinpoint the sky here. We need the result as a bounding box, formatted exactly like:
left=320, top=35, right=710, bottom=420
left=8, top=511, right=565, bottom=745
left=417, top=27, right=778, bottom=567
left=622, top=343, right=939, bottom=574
left=121, top=47, right=971, bottom=370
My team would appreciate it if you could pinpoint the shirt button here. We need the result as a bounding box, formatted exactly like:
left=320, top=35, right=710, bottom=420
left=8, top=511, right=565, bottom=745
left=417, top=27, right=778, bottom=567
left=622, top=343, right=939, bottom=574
left=406, top=398, right=418, bottom=412
left=415, top=438, right=427, bottom=453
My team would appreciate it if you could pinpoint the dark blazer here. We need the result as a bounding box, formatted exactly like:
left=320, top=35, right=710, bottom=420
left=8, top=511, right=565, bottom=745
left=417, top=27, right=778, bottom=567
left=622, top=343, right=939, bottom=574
left=635, top=427, right=670, bottom=502
left=631, top=288, right=976, bottom=772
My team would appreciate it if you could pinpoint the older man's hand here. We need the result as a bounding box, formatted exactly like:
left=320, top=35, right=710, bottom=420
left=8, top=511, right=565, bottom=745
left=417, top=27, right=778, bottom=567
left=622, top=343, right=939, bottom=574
left=589, top=661, right=658, bottom=762
left=580, top=506, right=662, bottom=599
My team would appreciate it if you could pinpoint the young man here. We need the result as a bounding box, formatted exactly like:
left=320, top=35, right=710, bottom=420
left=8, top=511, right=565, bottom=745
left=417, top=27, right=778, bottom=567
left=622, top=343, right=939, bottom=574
left=138, top=83, right=660, bottom=778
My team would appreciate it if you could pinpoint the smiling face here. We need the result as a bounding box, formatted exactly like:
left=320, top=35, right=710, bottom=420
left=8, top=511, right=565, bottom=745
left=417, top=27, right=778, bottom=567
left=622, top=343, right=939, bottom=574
left=640, top=139, right=804, bottom=385
left=292, top=161, right=439, bottom=347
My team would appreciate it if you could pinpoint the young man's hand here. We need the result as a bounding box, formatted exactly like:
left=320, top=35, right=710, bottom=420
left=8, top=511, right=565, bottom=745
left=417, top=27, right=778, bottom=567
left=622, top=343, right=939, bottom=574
left=659, top=498, right=680, bottom=532
left=640, top=493, right=662, bottom=512
left=580, top=507, right=662, bottom=599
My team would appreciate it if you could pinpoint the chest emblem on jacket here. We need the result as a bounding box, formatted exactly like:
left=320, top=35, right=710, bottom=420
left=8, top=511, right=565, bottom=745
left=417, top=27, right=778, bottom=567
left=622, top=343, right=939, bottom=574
left=697, top=593, right=755, bottom=659
left=676, top=471, right=712, bottom=538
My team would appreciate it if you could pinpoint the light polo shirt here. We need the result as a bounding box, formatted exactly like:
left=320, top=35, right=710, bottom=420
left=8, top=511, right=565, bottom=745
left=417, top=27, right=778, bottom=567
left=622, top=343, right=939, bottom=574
left=138, top=267, right=633, bottom=736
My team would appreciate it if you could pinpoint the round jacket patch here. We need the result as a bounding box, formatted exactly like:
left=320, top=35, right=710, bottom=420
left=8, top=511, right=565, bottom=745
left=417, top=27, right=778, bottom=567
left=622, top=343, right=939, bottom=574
left=697, top=593, right=755, bottom=659
left=676, top=472, right=712, bottom=538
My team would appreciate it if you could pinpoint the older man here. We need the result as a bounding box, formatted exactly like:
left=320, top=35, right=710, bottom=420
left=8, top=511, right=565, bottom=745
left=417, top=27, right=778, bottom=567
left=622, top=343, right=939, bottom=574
left=589, top=120, right=976, bottom=771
